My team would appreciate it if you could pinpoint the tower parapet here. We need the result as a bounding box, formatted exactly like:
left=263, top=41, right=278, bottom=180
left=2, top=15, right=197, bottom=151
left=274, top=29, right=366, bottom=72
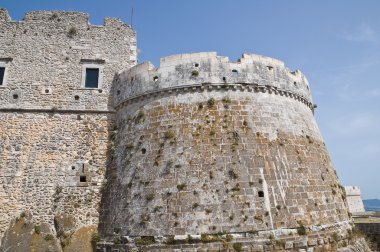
left=114, top=52, right=313, bottom=111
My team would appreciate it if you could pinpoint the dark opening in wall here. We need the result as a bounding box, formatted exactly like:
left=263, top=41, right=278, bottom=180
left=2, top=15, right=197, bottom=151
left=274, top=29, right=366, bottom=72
left=141, top=148, right=146, bottom=154
left=45, top=89, right=50, bottom=94
left=98, top=89, right=103, bottom=93
left=194, top=63, right=199, bottom=67
left=267, top=66, right=273, bottom=71
left=80, top=175, right=87, bottom=182
left=74, top=95, right=79, bottom=100
left=232, top=69, right=238, bottom=73
left=222, top=77, right=226, bottom=81
left=258, top=191, right=264, bottom=197
left=85, top=68, right=99, bottom=88
left=13, top=94, right=18, bottom=99
left=153, top=76, right=159, bottom=82
left=117, top=90, right=121, bottom=95
left=71, top=166, right=76, bottom=170
left=0, top=67, right=4, bottom=86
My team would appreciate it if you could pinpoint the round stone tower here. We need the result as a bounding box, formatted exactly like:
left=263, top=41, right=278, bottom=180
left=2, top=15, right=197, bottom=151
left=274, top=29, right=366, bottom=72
left=99, top=52, right=367, bottom=251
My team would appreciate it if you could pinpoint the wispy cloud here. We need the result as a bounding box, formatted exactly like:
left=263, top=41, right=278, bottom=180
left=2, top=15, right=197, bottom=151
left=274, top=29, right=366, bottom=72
left=339, top=23, right=378, bottom=42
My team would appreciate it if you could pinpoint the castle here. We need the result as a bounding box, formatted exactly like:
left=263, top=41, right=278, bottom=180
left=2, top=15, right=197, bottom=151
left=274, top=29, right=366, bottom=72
left=0, top=9, right=370, bottom=252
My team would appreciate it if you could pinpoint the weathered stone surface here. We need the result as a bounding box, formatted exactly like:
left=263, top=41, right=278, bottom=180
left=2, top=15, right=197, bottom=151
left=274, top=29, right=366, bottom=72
left=0, top=214, right=62, bottom=252
left=97, top=52, right=369, bottom=251
left=62, top=225, right=97, bottom=252
left=0, top=7, right=371, bottom=252
left=0, top=8, right=135, bottom=250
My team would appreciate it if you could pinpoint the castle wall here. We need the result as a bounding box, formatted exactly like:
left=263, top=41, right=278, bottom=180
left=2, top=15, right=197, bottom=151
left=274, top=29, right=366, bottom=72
left=99, top=53, right=353, bottom=251
left=0, top=8, right=136, bottom=244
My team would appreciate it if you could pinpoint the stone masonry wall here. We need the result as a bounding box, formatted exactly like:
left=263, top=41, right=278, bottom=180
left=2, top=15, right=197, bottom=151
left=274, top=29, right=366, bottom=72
left=98, top=53, right=355, bottom=251
left=0, top=8, right=136, bottom=247
left=344, top=186, right=365, bottom=214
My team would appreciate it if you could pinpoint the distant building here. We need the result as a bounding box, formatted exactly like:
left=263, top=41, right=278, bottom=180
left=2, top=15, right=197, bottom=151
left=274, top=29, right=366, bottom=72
left=345, top=186, right=366, bottom=213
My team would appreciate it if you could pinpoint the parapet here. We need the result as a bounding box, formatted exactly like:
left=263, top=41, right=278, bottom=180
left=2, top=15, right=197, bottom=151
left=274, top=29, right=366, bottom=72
left=344, top=186, right=363, bottom=196
left=0, top=8, right=133, bottom=30
left=114, top=52, right=313, bottom=109
left=0, top=8, right=10, bottom=21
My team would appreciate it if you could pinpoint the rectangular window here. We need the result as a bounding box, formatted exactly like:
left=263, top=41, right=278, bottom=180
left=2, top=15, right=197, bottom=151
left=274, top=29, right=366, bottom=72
left=0, top=67, right=5, bottom=86
left=85, top=68, right=99, bottom=88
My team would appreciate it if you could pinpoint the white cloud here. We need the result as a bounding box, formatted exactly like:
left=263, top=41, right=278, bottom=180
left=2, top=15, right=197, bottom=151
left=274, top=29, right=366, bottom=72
left=339, top=23, right=378, bottom=42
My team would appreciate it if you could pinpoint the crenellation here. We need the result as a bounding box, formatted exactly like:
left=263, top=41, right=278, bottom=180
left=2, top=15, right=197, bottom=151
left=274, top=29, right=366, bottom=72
left=0, top=8, right=10, bottom=22
left=114, top=52, right=312, bottom=109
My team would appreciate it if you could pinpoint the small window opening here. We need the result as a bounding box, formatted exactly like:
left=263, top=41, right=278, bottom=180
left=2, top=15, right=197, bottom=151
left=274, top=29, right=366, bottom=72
left=13, top=94, right=18, bottom=99
left=153, top=76, right=159, bottom=82
left=293, top=81, right=297, bottom=86
left=117, top=90, right=121, bottom=95
left=141, top=148, right=146, bottom=154
left=258, top=191, right=264, bottom=197
left=98, top=89, right=103, bottom=93
left=85, top=68, right=99, bottom=88
left=0, top=67, right=5, bottom=86
left=74, top=95, right=79, bottom=100
left=267, top=66, right=273, bottom=71
left=194, top=63, right=199, bottom=67
left=222, top=77, right=226, bottom=81
left=232, top=69, right=238, bottom=73
left=45, top=89, right=50, bottom=94
left=71, top=166, right=76, bottom=170
left=80, top=175, right=86, bottom=182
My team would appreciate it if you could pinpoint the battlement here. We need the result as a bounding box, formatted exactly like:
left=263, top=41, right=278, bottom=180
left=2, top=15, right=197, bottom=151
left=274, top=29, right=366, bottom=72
left=0, top=8, right=131, bottom=29
left=345, top=186, right=363, bottom=196
left=114, top=52, right=313, bottom=108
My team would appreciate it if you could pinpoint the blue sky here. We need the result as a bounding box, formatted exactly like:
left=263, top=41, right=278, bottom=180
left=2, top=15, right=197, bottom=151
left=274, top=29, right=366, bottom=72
left=2, top=1, right=379, bottom=199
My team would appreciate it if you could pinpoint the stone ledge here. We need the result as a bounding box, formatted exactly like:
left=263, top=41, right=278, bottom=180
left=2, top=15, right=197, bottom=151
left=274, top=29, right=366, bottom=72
left=115, top=82, right=315, bottom=112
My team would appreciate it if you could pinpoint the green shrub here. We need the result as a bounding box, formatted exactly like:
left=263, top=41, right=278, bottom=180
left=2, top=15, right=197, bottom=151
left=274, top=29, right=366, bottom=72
left=146, top=193, right=155, bottom=201
left=191, top=70, right=199, bottom=77
left=164, top=235, right=175, bottom=244
left=297, top=224, right=307, bottom=235
left=207, top=98, right=215, bottom=107
left=164, top=130, right=175, bottom=140
left=34, top=225, right=41, bottom=234
left=135, top=110, right=145, bottom=123
left=233, top=242, right=243, bottom=251
left=135, top=236, right=155, bottom=246
left=44, top=234, right=54, bottom=241
left=200, top=234, right=220, bottom=243
left=226, top=234, right=233, bottom=242
left=68, top=27, right=77, bottom=37
left=126, top=143, right=134, bottom=149
left=113, top=236, right=122, bottom=245
left=177, top=183, right=186, bottom=191
left=91, top=232, right=101, bottom=243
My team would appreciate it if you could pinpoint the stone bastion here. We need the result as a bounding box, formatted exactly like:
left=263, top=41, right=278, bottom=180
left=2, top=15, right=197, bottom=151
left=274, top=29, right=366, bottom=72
left=98, top=52, right=367, bottom=251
